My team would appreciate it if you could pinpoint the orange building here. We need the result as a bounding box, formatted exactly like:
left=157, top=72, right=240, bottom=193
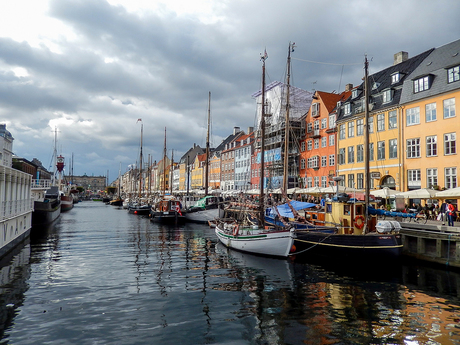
left=299, top=88, right=351, bottom=188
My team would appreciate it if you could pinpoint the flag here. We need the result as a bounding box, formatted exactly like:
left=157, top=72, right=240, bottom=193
left=261, top=49, right=268, bottom=61
left=137, top=118, right=142, bottom=122
left=175, top=204, right=182, bottom=216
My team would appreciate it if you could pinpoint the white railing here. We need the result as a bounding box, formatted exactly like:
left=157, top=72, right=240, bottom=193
left=31, top=179, right=52, bottom=190
left=1, top=199, right=34, bottom=220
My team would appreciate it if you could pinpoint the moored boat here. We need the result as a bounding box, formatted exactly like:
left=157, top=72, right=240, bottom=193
left=32, top=186, right=61, bottom=225
left=0, top=125, right=33, bottom=257
left=150, top=196, right=185, bottom=223
left=215, top=220, right=295, bottom=258
left=184, top=196, right=224, bottom=223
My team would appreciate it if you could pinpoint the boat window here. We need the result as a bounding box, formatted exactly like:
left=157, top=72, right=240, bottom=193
left=344, top=205, right=350, bottom=215
left=326, top=204, right=332, bottom=213
left=355, top=205, right=363, bottom=215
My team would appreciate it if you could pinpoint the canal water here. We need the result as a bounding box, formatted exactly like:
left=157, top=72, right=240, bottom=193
left=1, top=201, right=460, bottom=344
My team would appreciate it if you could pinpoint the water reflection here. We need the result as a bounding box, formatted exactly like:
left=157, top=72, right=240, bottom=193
left=0, top=203, right=459, bottom=344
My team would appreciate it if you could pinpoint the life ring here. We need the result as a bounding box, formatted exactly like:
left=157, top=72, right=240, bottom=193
left=354, top=215, right=365, bottom=229
left=232, top=224, right=239, bottom=237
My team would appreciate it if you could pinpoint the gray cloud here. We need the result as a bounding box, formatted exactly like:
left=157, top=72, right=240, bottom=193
left=1, top=0, right=459, bottom=180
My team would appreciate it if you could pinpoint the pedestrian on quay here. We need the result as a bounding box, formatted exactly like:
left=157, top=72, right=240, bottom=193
left=447, top=201, right=455, bottom=227
left=440, top=201, right=448, bottom=225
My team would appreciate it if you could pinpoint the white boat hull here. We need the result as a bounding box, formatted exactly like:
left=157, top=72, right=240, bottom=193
left=215, top=224, right=294, bottom=258
left=184, top=208, right=219, bottom=223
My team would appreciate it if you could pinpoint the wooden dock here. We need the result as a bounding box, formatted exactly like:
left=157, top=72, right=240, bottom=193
left=400, top=220, right=460, bottom=268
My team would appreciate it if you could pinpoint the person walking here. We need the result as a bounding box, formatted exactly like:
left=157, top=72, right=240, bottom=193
left=440, top=201, right=448, bottom=225
left=447, top=201, right=455, bottom=227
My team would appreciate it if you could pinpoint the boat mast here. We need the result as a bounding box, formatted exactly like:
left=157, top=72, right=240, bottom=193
left=205, top=91, right=211, bottom=196
left=364, top=56, right=370, bottom=229
left=52, top=127, right=58, bottom=186
left=259, top=50, right=267, bottom=228
left=283, top=42, right=295, bottom=192
left=163, top=127, right=167, bottom=195
left=139, top=123, right=143, bottom=199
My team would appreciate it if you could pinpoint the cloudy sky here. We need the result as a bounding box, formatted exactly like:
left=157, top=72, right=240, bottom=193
left=1, top=0, right=459, bottom=181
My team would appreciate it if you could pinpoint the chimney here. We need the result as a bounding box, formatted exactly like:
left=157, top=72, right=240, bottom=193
left=345, top=83, right=353, bottom=92
left=233, top=127, right=240, bottom=135
left=394, top=51, right=408, bottom=65
left=247, top=126, right=254, bottom=133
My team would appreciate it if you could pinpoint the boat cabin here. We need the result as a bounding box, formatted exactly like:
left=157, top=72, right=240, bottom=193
left=324, top=200, right=377, bottom=234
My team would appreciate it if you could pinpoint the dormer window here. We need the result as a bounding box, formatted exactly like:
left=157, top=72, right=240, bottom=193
left=382, top=89, right=393, bottom=103
left=311, top=103, right=320, bottom=117
left=447, top=65, right=460, bottom=83
left=344, top=103, right=351, bottom=115
left=352, top=89, right=358, bottom=98
left=391, top=72, right=400, bottom=84
left=413, top=75, right=433, bottom=93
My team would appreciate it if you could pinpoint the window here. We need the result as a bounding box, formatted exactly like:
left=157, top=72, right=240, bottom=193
left=352, top=89, right=358, bottom=98
left=348, top=121, right=354, bottom=138
left=425, top=103, right=436, bottom=122
left=339, top=124, right=345, bottom=140
left=344, top=103, right=351, bottom=115
left=300, top=158, right=305, bottom=169
left=357, top=144, right=364, bottom=162
left=408, top=169, right=421, bottom=188
left=377, top=113, right=385, bottom=131
left=406, top=138, right=421, bottom=158
left=445, top=167, right=457, bottom=188
left=321, top=156, right=327, bottom=167
left=368, top=117, right=374, bottom=133
left=443, top=98, right=456, bottom=119
left=382, top=89, right=393, bottom=103
left=329, top=154, right=335, bottom=166
left=377, top=141, right=385, bottom=160
left=329, top=114, right=336, bottom=128
left=391, top=72, right=400, bottom=84
left=321, top=136, right=327, bottom=148
left=311, top=103, right=320, bottom=117
left=444, top=133, right=456, bottom=155
left=314, top=120, right=320, bottom=132
left=307, top=123, right=312, bottom=133
left=414, top=75, right=431, bottom=93
left=338, top=148, right=345, bottom=165
left=356, top=119, right=364, bottom=136
left=301, top=141, right=305, bottom=152
left=347, top=174, right=354, bottom=188
left=307, top=177, right=312, bottom=188
left=329, top=135, right=335, bottom=147
left=307, top=140, right=312, bottom=151
left=321, top=118, right=327, bottom=129
left=388, top=110, right=397, bottom=129
left=357, top=173, right=364, bottom=189
left=347, top=146, right=354, bottom=163
left=426, top=136, right=437, bottom=157
left=321, top=176, right=327, bottom=188
left=314, top=176, right=319, bottom=187
left=389, top=139, right=397, bottom=159
left=314, top=139, right=319, bottom=149
left=369, top=143, right=374, bottom=161
left=406, top=107, right=420, bottom=126
left=427, top=168, right=437, bottom=188
left=448, top=65, right=460, bottom=83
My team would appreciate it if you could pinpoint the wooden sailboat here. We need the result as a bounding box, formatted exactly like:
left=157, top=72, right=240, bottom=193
left=185, top=92, right=224, bottom=223
left=128, top=122, right=150, bottom=215
left=215, top=49, right=295, bottom=258
left=150, top=127, right=185, bottom=223
left=291, top=56, right=403, bottom=260
left=110, top=163, right=124, bottom=206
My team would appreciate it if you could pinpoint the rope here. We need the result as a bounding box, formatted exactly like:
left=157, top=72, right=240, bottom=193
left=288, top=233, right=334, bottom=256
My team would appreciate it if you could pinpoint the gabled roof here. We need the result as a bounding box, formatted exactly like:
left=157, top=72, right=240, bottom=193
left=214, top=130, right=244, bottom=152
left=337, top=48, right=434, bottom=122
left=400, top=39, right=460, bottom=104
left=316, top=90, right=351, bottom=113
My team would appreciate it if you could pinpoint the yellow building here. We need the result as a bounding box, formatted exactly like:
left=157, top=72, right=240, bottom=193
left=336, top=49, right=433, bottom=192
left=209, top=151, right=221, bottom=190
left=399, top=39, right=460, bottom=194
left=190, top=153, right=206, bottom=190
